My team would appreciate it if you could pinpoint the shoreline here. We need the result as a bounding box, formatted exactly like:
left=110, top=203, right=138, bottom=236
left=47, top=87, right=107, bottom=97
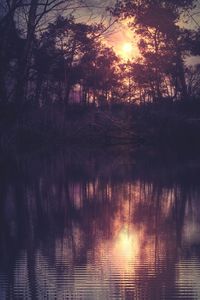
left=1, top=99, right=200, bottom=153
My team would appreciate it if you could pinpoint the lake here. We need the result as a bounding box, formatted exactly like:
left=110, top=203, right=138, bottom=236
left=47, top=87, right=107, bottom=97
left=0, top=147, right=200, bottom=299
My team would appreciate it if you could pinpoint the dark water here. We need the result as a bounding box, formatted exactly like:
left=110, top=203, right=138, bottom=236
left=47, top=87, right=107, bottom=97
left=0, top=148, right=200, bottom=299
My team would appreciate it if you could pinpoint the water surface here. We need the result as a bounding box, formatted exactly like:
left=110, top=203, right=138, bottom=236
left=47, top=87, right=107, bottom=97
left=0, top=148, right=200, bottom=299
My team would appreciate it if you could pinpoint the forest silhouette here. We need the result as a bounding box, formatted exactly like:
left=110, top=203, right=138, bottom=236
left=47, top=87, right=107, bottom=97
left=0, top=0, right=200, bottom=150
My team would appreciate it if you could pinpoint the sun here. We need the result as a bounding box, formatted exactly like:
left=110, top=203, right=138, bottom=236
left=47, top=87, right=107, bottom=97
left=121, top=42, right=134, bottom=60
left=123, top=43, right=133, bottom=53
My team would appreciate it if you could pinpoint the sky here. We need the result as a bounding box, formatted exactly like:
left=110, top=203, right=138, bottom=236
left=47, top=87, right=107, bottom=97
left=74, top=0, right=139, bottom=60
left=77, top=0, right=200, bottom=64
left=5, top=0, right=198, bottom=64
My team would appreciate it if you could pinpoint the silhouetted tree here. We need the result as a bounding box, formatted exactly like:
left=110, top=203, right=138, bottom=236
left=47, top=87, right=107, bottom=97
left=112, top=0, right=198, bottom=101
left=186, top=64, right=200, bottom=97
left=81, top=46, right=120, bottom=105
left=33, top=16, right=107, bottom=106
left=0, top=0, right=92, bottom=105
left=0, top=0, right=25, bottom=101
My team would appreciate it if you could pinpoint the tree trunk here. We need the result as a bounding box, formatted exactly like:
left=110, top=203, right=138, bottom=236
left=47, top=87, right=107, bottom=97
left=35, top=74, right=44, bottom=105
left=65, top=83, right=71, bottom=104
left=177, top=57, right=188, bottom=100
left=15, top=0, right=39, bottom=106
left=154, top=30, right=162, bottom=101
left=0, top=0, right=18, bottom=102
left=175, top=43, right=188, bottom=101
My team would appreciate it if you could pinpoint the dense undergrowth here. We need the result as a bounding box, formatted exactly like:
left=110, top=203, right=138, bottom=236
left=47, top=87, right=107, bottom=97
left=1, top=98, right=200, bottom=152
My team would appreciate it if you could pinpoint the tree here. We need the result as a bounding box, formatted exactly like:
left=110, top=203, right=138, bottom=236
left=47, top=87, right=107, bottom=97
left=186, top=64, right=200, bottom=98
left=0, top=0, right=89, bottom=104
left=80, top=46, right=120, bottom=105
left=33, top=15, right=106, bottom=106
left=0, top=0, right=25, bottom=101
left=112, top=0, right=198, bottom=101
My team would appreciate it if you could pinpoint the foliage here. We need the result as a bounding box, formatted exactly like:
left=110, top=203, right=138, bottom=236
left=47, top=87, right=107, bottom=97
left=112, top=0, right=199, bottom=101
left=0, top=0, right=200, bottom=150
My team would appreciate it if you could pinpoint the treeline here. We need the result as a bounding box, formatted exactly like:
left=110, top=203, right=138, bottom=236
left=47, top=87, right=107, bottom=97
left=0, top=0, right=120, bottom=107
left=1, top=0, right=200, bottom=108
left=113, top=0, right=200, bottom=102
left=1, top=0, right=200, bottom=150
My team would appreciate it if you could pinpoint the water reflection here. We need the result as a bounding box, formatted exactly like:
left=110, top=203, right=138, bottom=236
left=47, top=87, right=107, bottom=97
left=0, top=149, right=200, bottom=299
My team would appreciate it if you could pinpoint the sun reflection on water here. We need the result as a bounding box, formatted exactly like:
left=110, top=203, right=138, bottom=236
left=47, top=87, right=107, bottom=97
left=115, top=227, right=139, bottom=261
left=104, top=224, right=140, bottom=277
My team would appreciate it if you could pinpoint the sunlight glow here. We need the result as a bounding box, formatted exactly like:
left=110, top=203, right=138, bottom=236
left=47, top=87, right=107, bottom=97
left=120, top=43, right=134, bottom=61
left=122, top=43, right=133, bottom=54
left=115, top=227, right=139, bottom=260
left=111, top=226, right=140, bottom=274
left=104, top=19, right=140, bottom=62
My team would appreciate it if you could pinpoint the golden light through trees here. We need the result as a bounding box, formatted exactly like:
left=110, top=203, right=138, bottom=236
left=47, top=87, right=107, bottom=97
left=108, top=37, right=138, bottom=61
left=121, top=42, right=134, bottom=60
left=122, top=42, right=133, bottom=53
left=105, top=19, right=140, bottom=61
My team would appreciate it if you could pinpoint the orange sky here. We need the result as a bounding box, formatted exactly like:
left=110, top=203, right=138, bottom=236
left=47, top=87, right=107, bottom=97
left=77, top=1, right=200, bottom=64
left=103, top=19, right=140, bottom=61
